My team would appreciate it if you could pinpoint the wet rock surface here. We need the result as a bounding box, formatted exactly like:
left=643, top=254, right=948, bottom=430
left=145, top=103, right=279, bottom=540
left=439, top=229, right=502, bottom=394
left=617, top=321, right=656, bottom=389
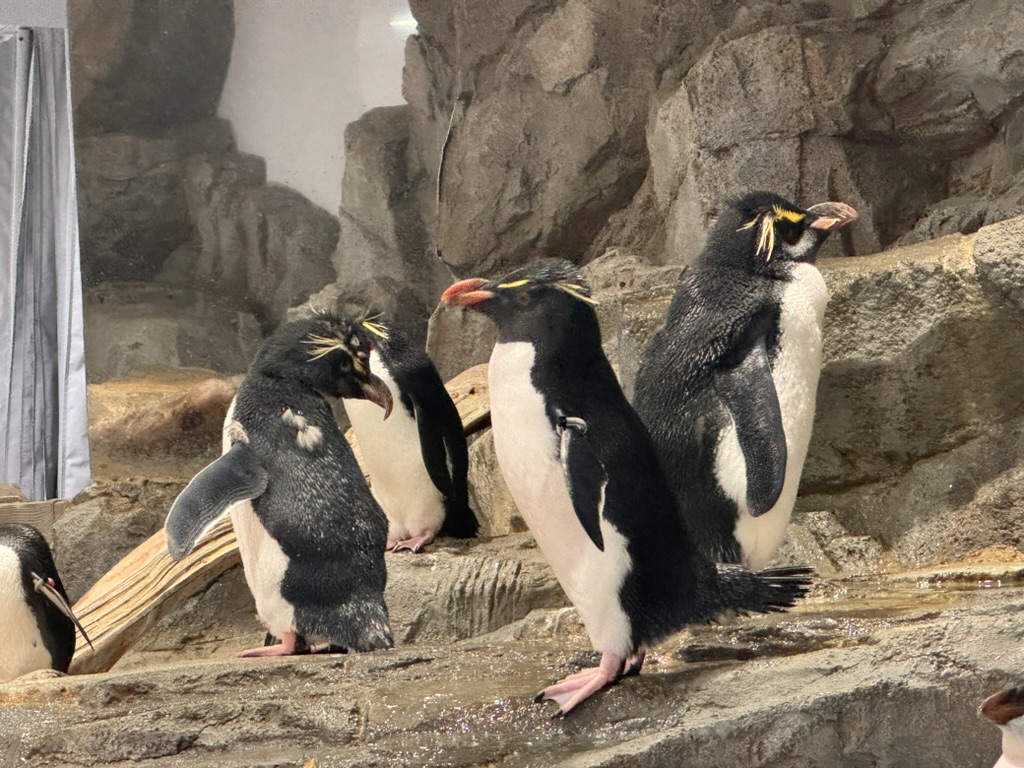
left=1, top=574, right=1020, bottom=767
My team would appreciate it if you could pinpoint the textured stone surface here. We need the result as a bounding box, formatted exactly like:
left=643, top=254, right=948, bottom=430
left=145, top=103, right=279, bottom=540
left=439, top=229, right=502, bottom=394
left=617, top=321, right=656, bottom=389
left=182, top=153, right=340, bottom=328
left=70, top=0, right=234, bottom=136
left=1, top=575, right=1021, bottom=767
left=466, top=431, right=526, bottom=537
left=54, top=480, right=186, bottom=603
left=75, top=121, right=235, bottom=284
left=83, top=282, right=261, bottom=382
left=304, top=105, right=453, bottom=348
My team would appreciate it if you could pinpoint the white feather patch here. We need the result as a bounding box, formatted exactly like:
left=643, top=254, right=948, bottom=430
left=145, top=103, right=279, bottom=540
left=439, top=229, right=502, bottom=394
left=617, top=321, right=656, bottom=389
left=230, top=500, right=295, bottom=637
left=0, top=545, right=52, bottom=681
left=489, top=341, right=633, bottom=657
left=281, top=408, right=323, bottom=452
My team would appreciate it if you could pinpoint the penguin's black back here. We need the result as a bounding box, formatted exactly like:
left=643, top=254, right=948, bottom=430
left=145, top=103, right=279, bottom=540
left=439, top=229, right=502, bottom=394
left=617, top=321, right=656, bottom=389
left=232, top=373, right=392, bottom=651
left=375, top=328, right=478, bottom=538
left=0, top=523, right=76, bottom=672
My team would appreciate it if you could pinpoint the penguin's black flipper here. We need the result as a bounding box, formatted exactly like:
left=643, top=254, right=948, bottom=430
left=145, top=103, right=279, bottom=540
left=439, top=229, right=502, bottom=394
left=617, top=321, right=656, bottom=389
left=714, top=336, right=787, bottom=517
left=165, top=442, right=268, bottom=561
left=557, top=415, right=606, bottom=551
left=411, top=389, right=479, bottom=538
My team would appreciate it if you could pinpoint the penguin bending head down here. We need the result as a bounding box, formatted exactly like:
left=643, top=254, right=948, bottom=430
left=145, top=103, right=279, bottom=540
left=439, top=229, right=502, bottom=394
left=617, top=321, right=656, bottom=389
left=982, top=685, right=1024, bottom=768
left=633, top=192, right=858, bottom=571
left=442, top=259, right=812, bottom=715
left=342, top=320, right=478, bottom=553
left=0, top=523, right=93, bottom=681
left=165, top=315, right=395, bottom=657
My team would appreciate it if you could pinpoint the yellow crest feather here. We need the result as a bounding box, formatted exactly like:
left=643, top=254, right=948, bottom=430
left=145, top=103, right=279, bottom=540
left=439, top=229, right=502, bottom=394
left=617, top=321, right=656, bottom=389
left=556, top=282, right=598, bottom=305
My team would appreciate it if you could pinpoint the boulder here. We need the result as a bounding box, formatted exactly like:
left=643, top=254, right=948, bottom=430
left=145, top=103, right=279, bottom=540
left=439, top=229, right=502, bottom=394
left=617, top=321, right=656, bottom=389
left=70, top=0, right=234, bottom=136
left=465, top=431, right=526, bottom=537
left=310, top=105, right=453, bottom=349
left=75, top=120, right=235, bottom=284
left=83, top=282, right=261, bottom=382
left=182, top=154, right=340, bottom=328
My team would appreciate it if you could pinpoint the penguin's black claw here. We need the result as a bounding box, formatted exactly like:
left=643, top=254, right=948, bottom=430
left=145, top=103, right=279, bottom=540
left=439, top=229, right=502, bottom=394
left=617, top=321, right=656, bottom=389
left=534, top=690, right=547, bottom=704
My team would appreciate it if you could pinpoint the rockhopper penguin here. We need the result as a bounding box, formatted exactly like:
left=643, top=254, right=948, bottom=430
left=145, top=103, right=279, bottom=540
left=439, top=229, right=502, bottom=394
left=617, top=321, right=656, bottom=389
left=165, top=315, right=395, bottom=657
left=0, top=522, right=93, bottom=681
left=633, top=192, right=858, bottom=571
left=342, top=320, right=478, bottom=552
left=982, top=685, right=1024, bottom=768
left=442, top=259, right=812, bottom=715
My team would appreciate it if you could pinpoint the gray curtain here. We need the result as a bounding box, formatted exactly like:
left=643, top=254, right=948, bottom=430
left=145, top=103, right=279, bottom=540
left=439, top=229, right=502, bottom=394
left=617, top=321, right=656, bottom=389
left=0, top=26, right=91, bottom=501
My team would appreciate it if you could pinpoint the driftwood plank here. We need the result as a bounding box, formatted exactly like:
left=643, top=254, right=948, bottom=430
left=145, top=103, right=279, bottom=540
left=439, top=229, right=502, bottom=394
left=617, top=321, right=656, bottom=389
left=69, top=363, right=491, bottom=674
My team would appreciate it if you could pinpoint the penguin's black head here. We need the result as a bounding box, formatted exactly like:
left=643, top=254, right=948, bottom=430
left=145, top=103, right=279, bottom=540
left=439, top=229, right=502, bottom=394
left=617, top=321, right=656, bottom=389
left=253, top=315, right=393, bottom=416
left=441, top=258, right=598, bottom=344
left=981, top=684, right=1024, bottom=727
left=706, top=191, right=858, bottom=274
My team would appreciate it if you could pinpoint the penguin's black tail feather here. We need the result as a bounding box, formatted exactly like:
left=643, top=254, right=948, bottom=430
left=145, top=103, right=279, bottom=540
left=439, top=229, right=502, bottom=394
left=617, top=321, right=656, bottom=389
left=298, top=596, right=394, bottom=653
left=713, top=564, right=814, bottom=615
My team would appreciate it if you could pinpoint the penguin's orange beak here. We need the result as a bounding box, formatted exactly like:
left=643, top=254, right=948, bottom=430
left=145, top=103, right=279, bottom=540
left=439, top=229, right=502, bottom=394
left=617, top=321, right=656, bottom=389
left=807, top=201, right=859, bottom=232
left=441, top=278, right=496, bottom=307
left=361, top=374, right=394, bottom=420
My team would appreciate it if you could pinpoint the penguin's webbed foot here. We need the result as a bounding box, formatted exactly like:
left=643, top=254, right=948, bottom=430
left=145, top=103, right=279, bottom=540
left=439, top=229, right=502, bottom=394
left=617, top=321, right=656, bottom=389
left=239, top=631, right=310, bottom=658
left=389, top=532, right=435, bottom=553
left=535, top=652, right=624, bottom=716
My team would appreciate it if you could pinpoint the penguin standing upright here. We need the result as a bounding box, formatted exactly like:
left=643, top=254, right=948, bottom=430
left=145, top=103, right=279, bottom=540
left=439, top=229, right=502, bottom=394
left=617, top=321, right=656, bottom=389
left=342, top=321, right=478, bottom=552
left=633, top=192, right=858, bottom=571
left=981, top=685, right=1024, bottom=768
left=0, top=523, right=92, bottom=681
left=442, top=259, right=811, bottom=715
left=165, top=315, right=395, bottom=657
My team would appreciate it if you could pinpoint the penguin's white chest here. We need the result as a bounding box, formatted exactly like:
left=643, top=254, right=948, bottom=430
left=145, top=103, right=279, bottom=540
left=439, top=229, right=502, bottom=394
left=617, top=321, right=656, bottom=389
left=222, top=397, right=295, bottom=637
left=230, top=500, right=295, bottom=638
left=343, top=351, right=444, bottom=540
left=726, top=262, right=828, bottom=570
left=488, top=341, right=633, bottom=657
left=0, top=545, right=52, bottom=681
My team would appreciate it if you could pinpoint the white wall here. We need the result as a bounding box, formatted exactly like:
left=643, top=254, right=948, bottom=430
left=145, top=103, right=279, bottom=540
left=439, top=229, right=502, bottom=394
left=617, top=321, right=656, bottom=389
left=0, top=0, right=66, bottom=27
left=218, top=0, right=413, bottom=215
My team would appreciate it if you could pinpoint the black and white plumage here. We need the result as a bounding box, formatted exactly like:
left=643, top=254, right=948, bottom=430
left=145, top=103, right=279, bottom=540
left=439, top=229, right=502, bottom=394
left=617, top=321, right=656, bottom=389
left=442, top=258, right=811, bottom=715
left=342, top=322, right=478, bottom=552
left=164, top=315, right=395, bottom=657
left=982, top=685, right=1024, bottom=768
left=634, top=192, right=858, bottom=571
left=0, top=523, right=92, bottom=681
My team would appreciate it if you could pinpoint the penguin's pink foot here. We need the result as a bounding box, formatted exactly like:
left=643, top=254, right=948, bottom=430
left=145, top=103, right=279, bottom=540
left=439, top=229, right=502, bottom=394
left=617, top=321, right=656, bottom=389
left=391, top=531, right=435, bottom=553
left=239, top=632, right=308, bottom=658
left=535, top=653, right=624, bottom=716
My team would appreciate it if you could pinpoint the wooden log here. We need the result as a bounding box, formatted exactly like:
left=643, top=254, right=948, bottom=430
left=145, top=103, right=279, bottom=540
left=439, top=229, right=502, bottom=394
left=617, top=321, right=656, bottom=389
left=69, top=363, right=491, bottom=674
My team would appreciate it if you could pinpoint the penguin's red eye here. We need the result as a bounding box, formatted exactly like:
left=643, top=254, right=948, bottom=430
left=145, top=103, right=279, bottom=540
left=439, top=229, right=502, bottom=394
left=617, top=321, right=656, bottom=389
left=339, top=357, right=352, bottom=373
left=514, top=290, right=532, bottom=307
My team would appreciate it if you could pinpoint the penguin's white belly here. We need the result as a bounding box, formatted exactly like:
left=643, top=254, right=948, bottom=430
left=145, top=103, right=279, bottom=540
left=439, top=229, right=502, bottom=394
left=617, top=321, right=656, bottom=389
left=0, top=545, right=52, bottom=681
left=728, top=262, right=827, bottom=571
left=343, top=356, right=445, bottom=540
left=230, top=501, right=295, bottom=638
left=489, top=342, right=633, bottom=657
